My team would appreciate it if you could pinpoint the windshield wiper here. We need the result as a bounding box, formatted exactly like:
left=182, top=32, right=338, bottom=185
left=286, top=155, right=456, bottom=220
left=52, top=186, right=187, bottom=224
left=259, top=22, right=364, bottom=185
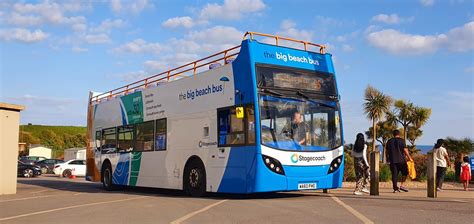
left=297, top=91, right=310, bottom=99
left=261, top=88, right=283, bottom=96
left=296, top=91, right=336, bottom=108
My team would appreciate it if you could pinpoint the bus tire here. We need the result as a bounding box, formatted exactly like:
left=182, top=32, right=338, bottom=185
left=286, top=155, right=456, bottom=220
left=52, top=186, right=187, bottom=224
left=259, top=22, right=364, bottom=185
left=184, top=159, right=206, bottom=197
left=101, top=163, right=116, bottom=191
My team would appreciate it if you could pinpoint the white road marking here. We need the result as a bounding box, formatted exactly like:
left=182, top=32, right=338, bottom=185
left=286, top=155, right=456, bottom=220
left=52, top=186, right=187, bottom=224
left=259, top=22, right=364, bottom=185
left=0, top=196, right=148, bottom=221
left=0, top=195, right=59, bottom=203
left=29, top=189, right=51, bottom=194
left=330, top=195, right=374, bottom=224
left=170, top=199, right=228, bottom=224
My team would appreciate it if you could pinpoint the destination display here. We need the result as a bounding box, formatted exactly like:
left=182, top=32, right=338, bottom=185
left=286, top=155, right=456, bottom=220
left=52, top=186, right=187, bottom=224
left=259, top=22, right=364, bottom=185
left=256, top=64, right=336, bottom=95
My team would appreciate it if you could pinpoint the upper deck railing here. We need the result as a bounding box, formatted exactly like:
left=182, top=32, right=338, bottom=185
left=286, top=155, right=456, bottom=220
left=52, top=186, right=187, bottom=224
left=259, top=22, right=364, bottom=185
left=90, top=32, right=327, bottom=103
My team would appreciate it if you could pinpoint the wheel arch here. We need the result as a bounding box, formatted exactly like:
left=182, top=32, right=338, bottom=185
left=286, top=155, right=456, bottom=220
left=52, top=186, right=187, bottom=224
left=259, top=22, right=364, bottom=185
left=101, top=159, right=112, bottom=182
left=182, top=155, right=206, bottom=189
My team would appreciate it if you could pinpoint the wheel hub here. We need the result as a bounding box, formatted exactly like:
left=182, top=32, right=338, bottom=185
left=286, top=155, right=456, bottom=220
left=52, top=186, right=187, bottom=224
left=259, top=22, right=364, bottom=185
left=189, top=169, right=199, bottom=188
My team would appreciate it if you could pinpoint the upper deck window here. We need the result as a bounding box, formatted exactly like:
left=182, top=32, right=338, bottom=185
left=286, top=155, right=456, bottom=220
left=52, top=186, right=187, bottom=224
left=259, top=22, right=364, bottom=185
left=256, top=64, right=336, bottom=95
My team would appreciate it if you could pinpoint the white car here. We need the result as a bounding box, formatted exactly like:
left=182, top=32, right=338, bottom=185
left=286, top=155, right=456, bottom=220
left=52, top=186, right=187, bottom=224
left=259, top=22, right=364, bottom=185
left=53, top=159, right=86, bottom=177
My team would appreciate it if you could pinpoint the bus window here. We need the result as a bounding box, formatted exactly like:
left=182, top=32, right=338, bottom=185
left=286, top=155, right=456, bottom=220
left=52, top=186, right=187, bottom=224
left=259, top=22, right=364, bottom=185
left=95, top=131, right=101, bottom=150
left=117, top=125, right=134, bottom=153
left=102, top=128, right=117, bottom=154
left=155, top=119, right=167, bottom=151
left=135, top=121, right=154, bottom=151
left=218, top=108, right=243, bottom=146
left=247, top=107, right=256, bottom=144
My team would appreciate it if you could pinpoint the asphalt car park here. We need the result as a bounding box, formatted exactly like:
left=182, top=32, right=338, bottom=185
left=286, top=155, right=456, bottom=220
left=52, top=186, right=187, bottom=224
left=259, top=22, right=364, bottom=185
left=1, top=175, right=473, bottom=224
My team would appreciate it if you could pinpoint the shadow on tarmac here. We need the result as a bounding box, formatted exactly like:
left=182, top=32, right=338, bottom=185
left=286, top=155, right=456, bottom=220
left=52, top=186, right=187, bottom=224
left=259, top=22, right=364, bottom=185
left=17, top=176, right=312, bottom=200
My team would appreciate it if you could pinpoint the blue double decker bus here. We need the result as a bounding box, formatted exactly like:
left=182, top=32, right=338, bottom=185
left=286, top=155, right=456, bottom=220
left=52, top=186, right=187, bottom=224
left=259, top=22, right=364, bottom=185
left=86, top=32, right=344, bottom=196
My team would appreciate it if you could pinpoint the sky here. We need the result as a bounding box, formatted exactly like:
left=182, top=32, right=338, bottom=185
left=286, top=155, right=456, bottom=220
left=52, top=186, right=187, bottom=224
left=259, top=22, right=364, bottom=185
left=0, top=0, right=473, bottom=145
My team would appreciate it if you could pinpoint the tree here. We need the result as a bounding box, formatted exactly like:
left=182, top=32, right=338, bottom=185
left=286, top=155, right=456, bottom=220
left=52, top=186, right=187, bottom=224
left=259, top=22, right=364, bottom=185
left=365, top=120, right=397, bottom=162
left=444, top=137, right=473, bottom=162
left=387, top=100, right=431, bottom=145
left=406, top=126, right=422, bottom=154
left=363, top=85, right=393, bottom=153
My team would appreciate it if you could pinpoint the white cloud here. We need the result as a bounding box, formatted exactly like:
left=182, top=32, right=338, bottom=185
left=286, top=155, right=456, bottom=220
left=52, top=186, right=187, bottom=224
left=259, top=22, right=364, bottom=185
left=110, top=0, right=152, bottom=14
left=342, top=44, right=354, bottom=52
left=72, top=46, right=88, bottom=52
left=445, top=21, right=474, bottom=52
left=261, top=20, right=314, bottom=50
left=336, top=31, right=360, bottom=42
left=110, top=0, right=122, bottom=13
left=465, top=66, right=474, bottom=74
left=113, top=39, right=165, bottom=54
left=367, top=29, right=445, bottom=54
left=108, top=70, right=149, bottom=83
left=366, top=21, right=474, bottom=54
left=420, top=0, right=434, bottom=7
left=91, top=19, right=126, bottom=33
left=6, top=2, right=88, bottom=32
left=162, top=16, right=195, bottom=29
left=278, top=19, right=313, bottom=40
left=84, top=33, right=111, bottom=44
left=6, top=94, right=85, bottom=125
left=0, top=28, right=48, bottom=43
left=144, top=61, right=169, bottom=74
left=6, top=12, right=42, bottom=26
left=199, top=0, right=265, bottom=20
left=371, top=14, right=413, bottom=25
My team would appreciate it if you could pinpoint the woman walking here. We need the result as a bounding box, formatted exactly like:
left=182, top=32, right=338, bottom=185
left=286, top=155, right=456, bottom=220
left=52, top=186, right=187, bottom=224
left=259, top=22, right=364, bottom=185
left=352, top=133, right=370, bottom=195
left=434, top=139, right=450, bottom=191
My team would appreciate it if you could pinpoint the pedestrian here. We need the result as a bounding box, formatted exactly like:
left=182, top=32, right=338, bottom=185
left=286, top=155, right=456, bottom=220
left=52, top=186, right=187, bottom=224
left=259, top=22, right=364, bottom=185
left=434, top=139, right=450, bottom=191
left=460, top=156, right=471, bottom=191
left=386, top=130, right=413, bottom=193
left=352, top=133, right=370, bottom=195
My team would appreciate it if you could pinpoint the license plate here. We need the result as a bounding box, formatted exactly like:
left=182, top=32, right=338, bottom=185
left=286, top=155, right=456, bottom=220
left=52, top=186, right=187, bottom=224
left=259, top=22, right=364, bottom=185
left=298, top=183, right=317, bottom=190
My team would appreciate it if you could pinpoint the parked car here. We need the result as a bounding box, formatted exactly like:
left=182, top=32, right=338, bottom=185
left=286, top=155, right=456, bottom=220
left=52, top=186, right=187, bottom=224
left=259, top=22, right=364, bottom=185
left=19, top=156, right=47, bottom=165
left=35, top=159, right=64, bottom=174
left=53, top=160, right=86, bottom=177
left=17, top=161, right=42, bottom=178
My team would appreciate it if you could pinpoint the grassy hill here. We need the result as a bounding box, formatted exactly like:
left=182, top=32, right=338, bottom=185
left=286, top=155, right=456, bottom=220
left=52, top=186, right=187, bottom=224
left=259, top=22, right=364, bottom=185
left=21, top=125, right=86, bottom=136
left=19, top=125, right=87, bottom=158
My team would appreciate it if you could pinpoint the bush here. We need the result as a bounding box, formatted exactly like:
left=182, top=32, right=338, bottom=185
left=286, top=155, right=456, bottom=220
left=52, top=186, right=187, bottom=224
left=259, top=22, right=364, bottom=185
left=344, top=152, right=356, bottom=181
left=343, top=145, right=356, bottom=181
left=413, top=154, right=428, bottom=181
left=444, top=170, right=457, bottom=182
left=379, top=163, right=391, bottom=182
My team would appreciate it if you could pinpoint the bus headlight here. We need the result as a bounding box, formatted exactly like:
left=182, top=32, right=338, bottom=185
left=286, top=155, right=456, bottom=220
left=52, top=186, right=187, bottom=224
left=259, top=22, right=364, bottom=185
left=262, top=155, right=285, bottom=175
left=328, top=155, right=343, bottom=174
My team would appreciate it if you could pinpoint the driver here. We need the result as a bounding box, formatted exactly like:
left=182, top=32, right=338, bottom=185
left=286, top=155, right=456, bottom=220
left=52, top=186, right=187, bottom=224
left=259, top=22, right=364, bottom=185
left=291, top=111, right=308, bottom=145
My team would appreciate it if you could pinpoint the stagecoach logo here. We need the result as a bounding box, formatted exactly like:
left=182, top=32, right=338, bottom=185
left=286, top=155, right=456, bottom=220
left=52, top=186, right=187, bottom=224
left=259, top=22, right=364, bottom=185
left=198, top=141, right=218, bottom=148
left=291, top=153, right=326, bottom=163
left=291, top=154, right=299, bottom=163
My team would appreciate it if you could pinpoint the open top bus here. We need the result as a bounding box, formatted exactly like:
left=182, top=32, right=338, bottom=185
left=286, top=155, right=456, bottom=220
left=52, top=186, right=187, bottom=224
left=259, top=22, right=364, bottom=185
left=86, top=32, right=344, bottom=196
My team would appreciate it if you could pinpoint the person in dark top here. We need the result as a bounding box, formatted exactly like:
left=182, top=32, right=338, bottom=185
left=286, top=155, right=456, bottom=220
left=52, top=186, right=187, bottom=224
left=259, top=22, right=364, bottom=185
left=386, top=129, right=413, bottom=193
left=291, top=111, right=307, bottom=145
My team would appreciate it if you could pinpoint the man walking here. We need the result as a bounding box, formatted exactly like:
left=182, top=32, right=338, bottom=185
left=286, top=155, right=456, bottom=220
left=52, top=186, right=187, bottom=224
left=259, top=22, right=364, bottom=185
left=386, top=130, right=413, bottom=193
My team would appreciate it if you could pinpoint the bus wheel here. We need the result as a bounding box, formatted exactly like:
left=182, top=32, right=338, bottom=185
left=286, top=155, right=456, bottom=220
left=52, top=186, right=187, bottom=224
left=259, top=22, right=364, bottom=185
left=184, top=160, right=206, bottom=197
left=102, top=164, right=116, bottom=191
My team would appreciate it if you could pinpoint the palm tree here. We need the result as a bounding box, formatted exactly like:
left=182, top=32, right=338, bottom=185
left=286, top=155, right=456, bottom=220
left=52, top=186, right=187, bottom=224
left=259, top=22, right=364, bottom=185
left=363, top=85, right=393, bottom=153
left=387, top=101, right=431, bottom=145
left=386, top=100, right=414, bottom=145
left=406, top=125, right=422, bottom=154
left=412, top=107, right=431, bottom=129
left=365, top=120, right=397, bottom=162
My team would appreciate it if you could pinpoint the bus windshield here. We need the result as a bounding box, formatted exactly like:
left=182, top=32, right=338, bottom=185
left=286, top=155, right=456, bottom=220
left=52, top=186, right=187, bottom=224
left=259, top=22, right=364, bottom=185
left=259, top=95, right=342, bottom=151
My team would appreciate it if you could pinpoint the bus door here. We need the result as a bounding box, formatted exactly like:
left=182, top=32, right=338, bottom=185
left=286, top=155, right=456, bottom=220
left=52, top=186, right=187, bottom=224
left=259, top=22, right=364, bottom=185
left=94, top=128, right=103, bottom=166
